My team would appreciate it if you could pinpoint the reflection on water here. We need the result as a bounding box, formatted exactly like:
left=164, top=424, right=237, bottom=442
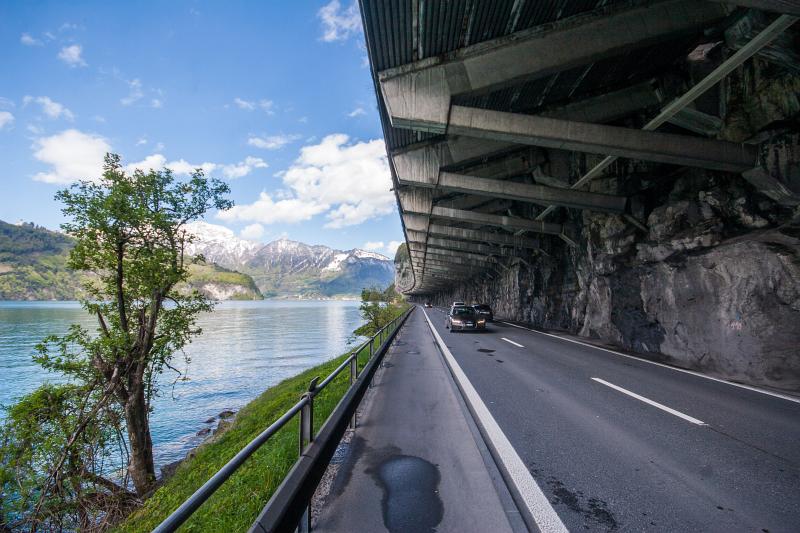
left=0, top=300, right=364, bottom=466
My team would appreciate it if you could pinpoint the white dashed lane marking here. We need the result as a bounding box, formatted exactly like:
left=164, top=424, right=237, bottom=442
left=501, top=337, right=524, bottom=348
left=591, top=377, right=706, bottom=426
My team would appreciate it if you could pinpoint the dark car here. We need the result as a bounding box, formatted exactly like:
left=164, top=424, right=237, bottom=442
left=446, top=306, right=486, bottom=332
left=424, top=302, right=432, bottom=308
left=472, top=304, right=494, bottom=322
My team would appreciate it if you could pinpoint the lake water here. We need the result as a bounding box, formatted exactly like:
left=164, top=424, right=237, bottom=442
left=0, top=300, right=365, bottom=468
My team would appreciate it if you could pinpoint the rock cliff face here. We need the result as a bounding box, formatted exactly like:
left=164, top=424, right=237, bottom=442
left=405, top=56, right=800, bottom=391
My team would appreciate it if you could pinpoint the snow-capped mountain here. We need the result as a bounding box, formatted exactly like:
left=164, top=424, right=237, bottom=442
left=185, top=222, right=394, bottom=297
left=185, top=222, right=262, bottom=266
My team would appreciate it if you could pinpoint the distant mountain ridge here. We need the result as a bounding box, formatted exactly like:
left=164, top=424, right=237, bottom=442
left=185, top=222, right=393, bottom=298
left=0, top=220, right=393, bottom=300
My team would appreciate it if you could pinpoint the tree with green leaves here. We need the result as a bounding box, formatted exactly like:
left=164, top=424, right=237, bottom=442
left=0, top=154, right=231, bottom=529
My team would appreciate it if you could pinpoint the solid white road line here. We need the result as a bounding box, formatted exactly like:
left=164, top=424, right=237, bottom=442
left=422, top=309, right=567, bottom=533
left=501, top=337, right=524, bottom=348
left=499, top=320, right=800, bottom=405
left=591, top=377, right=706, bottom=426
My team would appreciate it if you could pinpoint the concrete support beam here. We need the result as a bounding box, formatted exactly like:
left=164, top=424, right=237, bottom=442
left=709, top=1, right=800, bottom=16
left=427, top=223, right=541, bottom=249
left=447, top=105, right=758, bottom=173
left=395, top=144, right=627, bottom=212
left=393, top=79, right=664, bottom=179
left=426, top=247, right=498, bottom=263
left=401, top=185, right=565, bottom=237
left=378, top=0, right=727, bottom=131
left=437, top=171, right=627, bottom=212
left=413, top=254, right=492, bottom=270
left=397, top=186, right=435, bottom=215
left=430, top=206, right=564, bottom=235
left=401, top=213, right=430, bottom=232
left=540, top=80, right=662, bottom=123
left=417, top=263, right=488, bottom=277
left=408, top=232, right=510, bottom=256
left=667, top=107, right=723, bottom=137
left=435, top=195, right=513, bottom=213
left=411, top=245, right=496, bottom=263
left=418, top=260, right=481, bottom=273
left=429, top=237, right=514, bottom=257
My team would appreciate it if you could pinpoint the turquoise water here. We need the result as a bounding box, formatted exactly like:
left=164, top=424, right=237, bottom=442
left=0, top=300, right=364, bottom=467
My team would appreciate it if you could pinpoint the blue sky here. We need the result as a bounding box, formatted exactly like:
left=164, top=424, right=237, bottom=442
left=0, top=1, right=404, bottom=256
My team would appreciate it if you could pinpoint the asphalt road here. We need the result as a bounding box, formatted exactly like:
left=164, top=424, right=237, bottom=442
left=423, top=306, right=800, bottom=532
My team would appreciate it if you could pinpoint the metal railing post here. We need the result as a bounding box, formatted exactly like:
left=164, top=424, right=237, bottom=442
left=368, top=337, right=375, bottom=389
left=349, top=356, right=357, bottom=429
left=298, top=378, right=318, bottom=533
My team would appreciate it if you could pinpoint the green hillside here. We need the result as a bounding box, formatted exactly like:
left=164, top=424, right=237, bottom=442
left=187, top=262, right=262, bottom=300
left=0, top=220, right=261, bottom=301
left=0, top=221, right=85, bottom=300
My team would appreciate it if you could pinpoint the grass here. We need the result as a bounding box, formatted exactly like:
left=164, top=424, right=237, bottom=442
left=117, top=313, right=405, bottom=533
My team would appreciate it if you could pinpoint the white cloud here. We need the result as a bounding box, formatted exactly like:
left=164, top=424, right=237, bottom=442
left=23, top=96, right=74, bottom=120
left=154, top=142, right=165, bottom=151
left=124, top=154, right=266, bottom=180
left=220, top=134, right=394, bottom=227
left=362, top=240, right=401, bottom=255
left=20, top=33, right=43, bottom=46
left=121, top=78, right=143, bottom=106
left=318, top=1, right=361, bottom=42
left=58, top=44, right=87, bottom=67
left=348, top=107, right=366, bottom=117
left=218, top=191, right=328, bottom=224
left=385, top=240, right=402, bottom=256
left=32, top=129, right=110, bottom=183
left=247, top=134, right=301, bottom=150
left=233, top=98, right=274, bottom=114
left=150, top=98, right=163, bottom=108
left=233, top=97, right=255, bottom=110
left=163, top=157, right=216, bottom=176
left=136, top=137, right=148, bottom=146
left=124, top=154, right=168, bottom=174
left=0, top=111, right=14, bottom=130
left=240, top=223, right=265, bottom=240
left=220, top=156, right=268, bottom=179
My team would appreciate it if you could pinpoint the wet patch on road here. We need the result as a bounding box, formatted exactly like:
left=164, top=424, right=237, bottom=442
left=547, top=477, right=618, bottom=531
left=478, top=348, right=495, bottom=353
left=369, top=455, right=443, bottom=533
left=407, top=350, right=420, bottom=354
left=496, top=359, right=504, bottom=363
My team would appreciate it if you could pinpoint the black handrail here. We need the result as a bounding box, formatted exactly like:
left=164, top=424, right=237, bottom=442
left=152, top=307, right=412, bottom=533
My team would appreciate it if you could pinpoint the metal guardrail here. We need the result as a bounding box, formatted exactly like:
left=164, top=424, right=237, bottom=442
left=152, top=306, right=413, bottom=533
